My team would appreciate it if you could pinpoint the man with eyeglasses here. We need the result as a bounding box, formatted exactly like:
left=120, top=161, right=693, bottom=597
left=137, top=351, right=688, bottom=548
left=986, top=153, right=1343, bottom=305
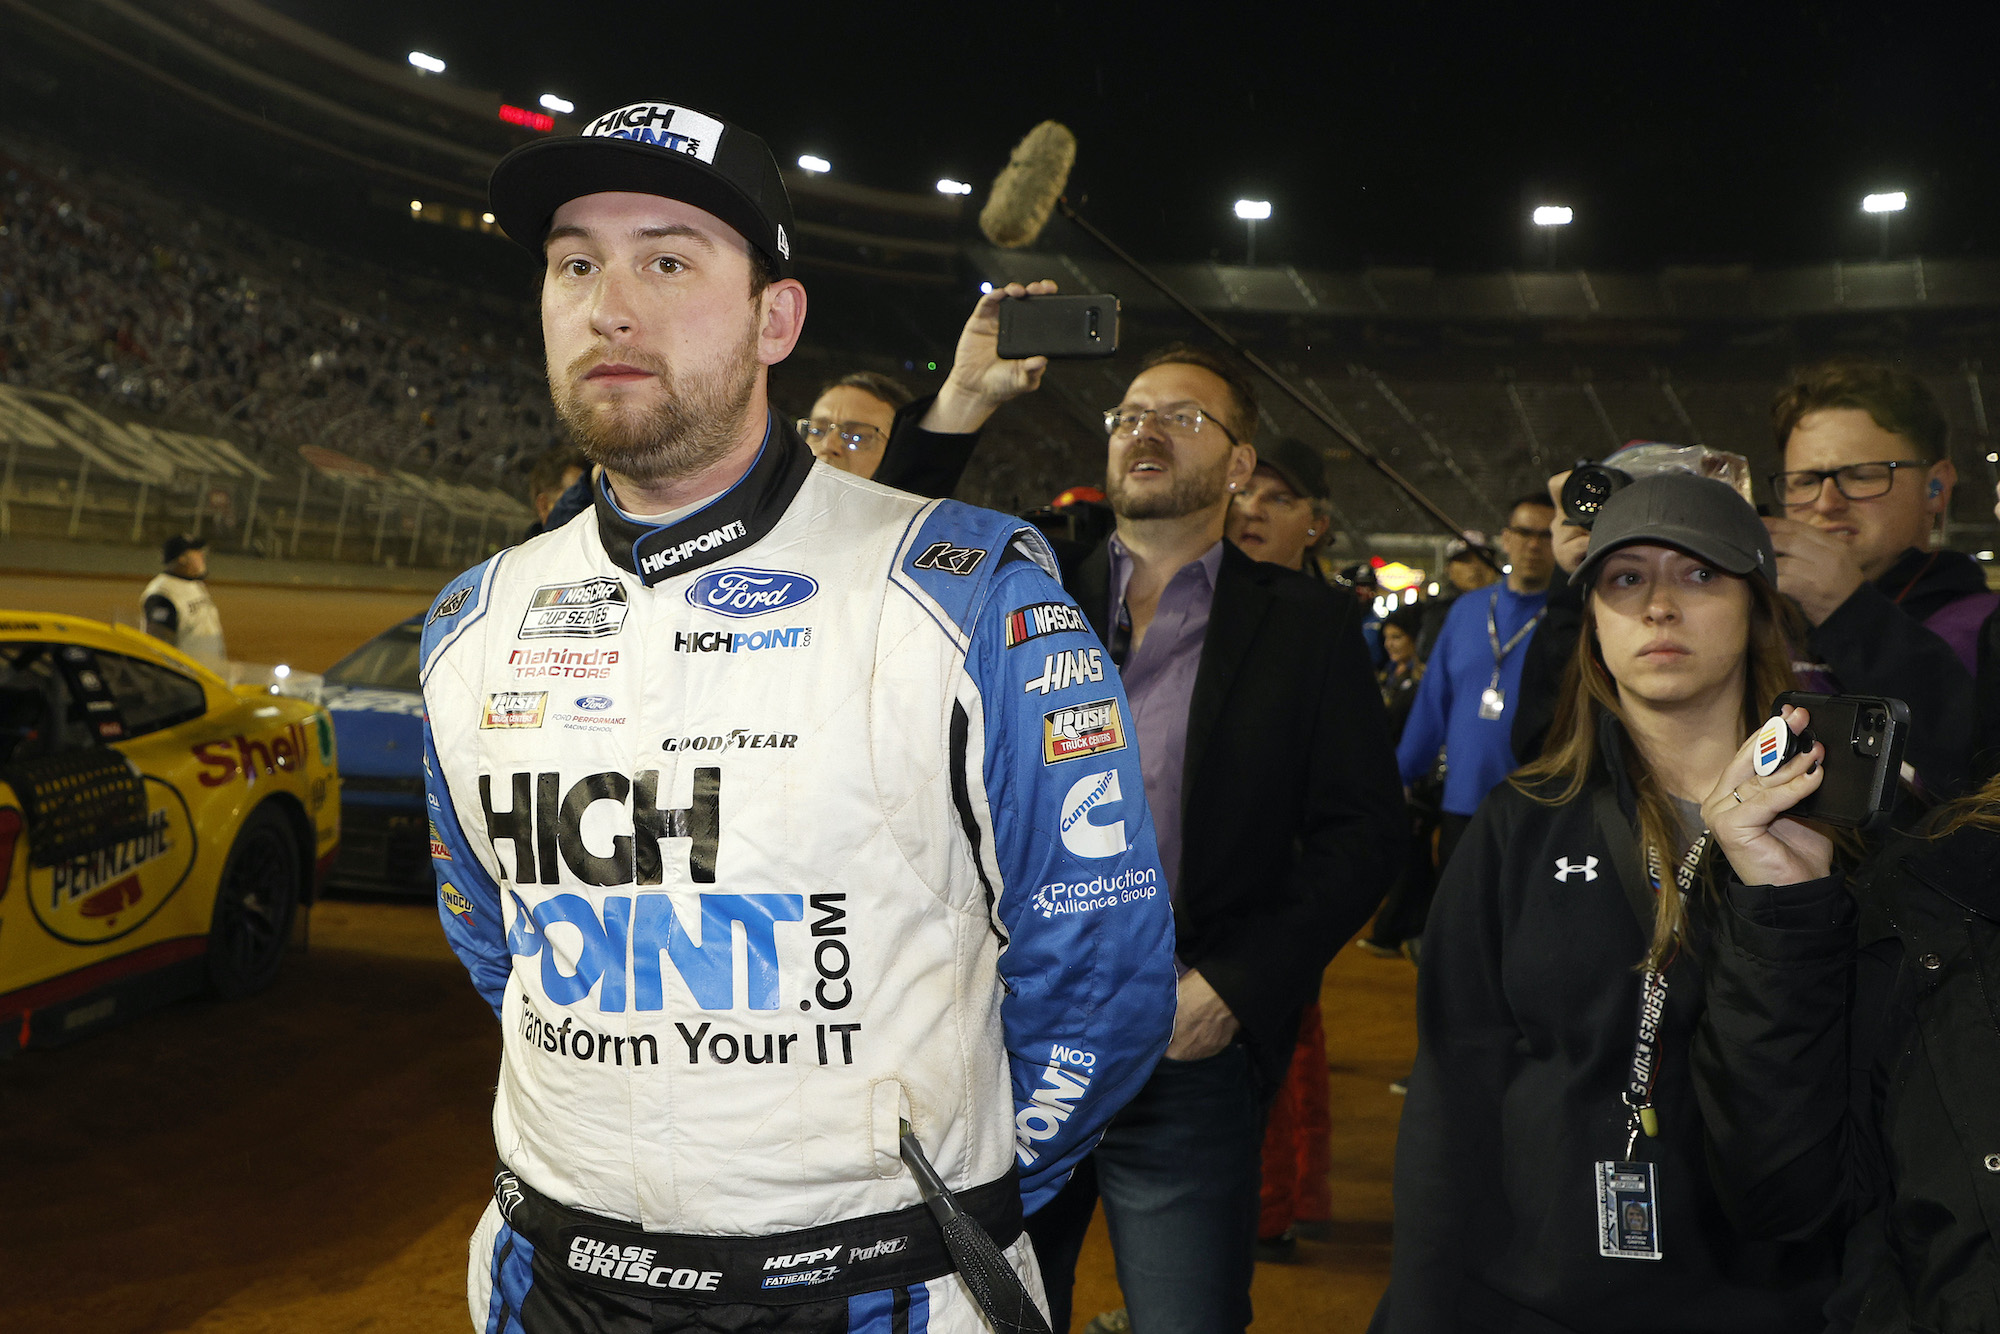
left=1024, top=343, right=1404, bottom=1334
left=800, top=279, right=1055, bottom=492
left=1395, top=493, right=1557, bottom=875
left=1766, top=357, right=1992, bottom=794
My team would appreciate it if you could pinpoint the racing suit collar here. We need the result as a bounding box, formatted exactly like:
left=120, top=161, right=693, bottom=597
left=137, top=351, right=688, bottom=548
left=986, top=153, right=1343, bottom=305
left=590, top=414, right=815, bottom=587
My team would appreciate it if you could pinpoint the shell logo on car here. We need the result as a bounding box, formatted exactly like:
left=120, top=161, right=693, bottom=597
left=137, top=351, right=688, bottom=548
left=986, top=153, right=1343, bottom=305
left=0, top=613, right=340, bottom=1050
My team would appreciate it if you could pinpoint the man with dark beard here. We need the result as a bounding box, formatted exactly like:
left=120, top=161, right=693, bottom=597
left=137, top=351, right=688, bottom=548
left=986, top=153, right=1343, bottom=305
left=1024, top=344, right=1405, bottom=1334
left=419, top=101, right=1176, bottom=1334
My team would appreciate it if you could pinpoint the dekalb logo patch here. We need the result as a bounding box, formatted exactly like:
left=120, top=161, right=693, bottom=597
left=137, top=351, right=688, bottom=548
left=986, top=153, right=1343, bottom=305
left=521, top=579, right=628, bottom=640
left=428, top=820, right=451, bottom=860
left=1005, top=601, right=1087, bottom=648
left=481, top=692, right=547, bottom=729
left=583, top=103, right=724, bottom=165
left=686, top=569, right=818, bottom=619
left=1043, top=698, right=1127, bottom=765
left=427, top=586, right=471, bottom=626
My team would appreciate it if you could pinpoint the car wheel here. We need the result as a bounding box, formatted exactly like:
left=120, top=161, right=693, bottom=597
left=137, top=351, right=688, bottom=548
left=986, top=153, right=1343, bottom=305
left=206, top=805, right=300, bottom=999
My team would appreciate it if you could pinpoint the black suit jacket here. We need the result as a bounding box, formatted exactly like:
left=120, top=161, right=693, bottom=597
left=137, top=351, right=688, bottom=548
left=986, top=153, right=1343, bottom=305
left=1067, top=538, right=1406, bottom=1086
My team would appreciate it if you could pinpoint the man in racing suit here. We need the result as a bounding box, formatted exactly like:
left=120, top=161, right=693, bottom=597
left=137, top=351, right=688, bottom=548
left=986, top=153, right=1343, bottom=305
left=423, top=99, right=1177, bottom=1334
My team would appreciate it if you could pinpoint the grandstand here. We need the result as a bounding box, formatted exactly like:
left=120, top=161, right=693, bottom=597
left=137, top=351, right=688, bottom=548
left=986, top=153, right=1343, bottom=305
left=2, top=0, right=1997, bottom=579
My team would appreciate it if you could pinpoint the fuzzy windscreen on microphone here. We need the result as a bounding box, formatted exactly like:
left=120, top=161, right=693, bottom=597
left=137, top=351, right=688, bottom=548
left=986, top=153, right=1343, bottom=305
left=979, top=121, right=1077, bottom=249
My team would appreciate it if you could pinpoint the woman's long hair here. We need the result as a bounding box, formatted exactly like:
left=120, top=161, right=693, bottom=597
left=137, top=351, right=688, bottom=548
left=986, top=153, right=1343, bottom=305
left=1512, top=574, right=1804, bottom=970
left=1934, top=775, right=2000, bottom=835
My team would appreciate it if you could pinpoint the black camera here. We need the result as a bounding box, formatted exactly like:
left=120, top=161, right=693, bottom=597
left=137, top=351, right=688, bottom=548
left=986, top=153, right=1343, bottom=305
left=1561, top=463, right=1631, bottom=528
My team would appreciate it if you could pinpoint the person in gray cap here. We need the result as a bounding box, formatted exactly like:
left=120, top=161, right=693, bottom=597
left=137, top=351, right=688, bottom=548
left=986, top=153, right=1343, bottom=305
left=142, top=534, right=225, bottom=667
left=1375, top=471, right=1838, bottom=1333
left=426, top=99, right=1175, bottom=1334
left=1224, top=436, right=1333, bottom=575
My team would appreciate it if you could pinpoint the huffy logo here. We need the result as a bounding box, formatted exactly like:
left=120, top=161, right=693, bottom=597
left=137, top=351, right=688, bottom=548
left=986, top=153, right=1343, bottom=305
left=1554, top=856, right=1599, bottom=883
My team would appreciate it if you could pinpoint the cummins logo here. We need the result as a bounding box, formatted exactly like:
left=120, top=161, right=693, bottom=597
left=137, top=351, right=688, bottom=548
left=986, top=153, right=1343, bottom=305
left=1058, top=769, right=1128, bottom=859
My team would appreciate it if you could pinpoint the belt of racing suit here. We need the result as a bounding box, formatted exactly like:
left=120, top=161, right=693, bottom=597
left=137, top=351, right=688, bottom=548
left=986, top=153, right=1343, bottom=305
left=493, top=1161, right=1023, bottom=1305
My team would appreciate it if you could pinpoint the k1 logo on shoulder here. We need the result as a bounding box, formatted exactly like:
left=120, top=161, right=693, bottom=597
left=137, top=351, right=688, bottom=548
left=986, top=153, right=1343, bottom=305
left=1024, top=647, right=1104, bottom=696
left=913, top=541, right=987, bottom=576
left=687, top=569, right=819, bottom=619
left=1059, top=768, right=1128, bottom=859
left=1004, top=601, right=1086, bottom=649
left=482, top=692, right=548, bottom=730
left=427, top=586, right=471, bottom=626
left=521, top=579, right=629, bottom=640
left=1043, top=698, right=1127, bottom=765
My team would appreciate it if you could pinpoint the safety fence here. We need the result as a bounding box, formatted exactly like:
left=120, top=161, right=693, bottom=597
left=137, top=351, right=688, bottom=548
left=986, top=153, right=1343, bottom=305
left=0, top=383, right=533, bottom=570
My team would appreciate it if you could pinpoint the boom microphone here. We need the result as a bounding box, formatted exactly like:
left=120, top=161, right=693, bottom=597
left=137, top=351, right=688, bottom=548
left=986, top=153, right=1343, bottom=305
left=980, top=122, right=1498, bottom=567
left=979, top=121, right=1076, bottom=250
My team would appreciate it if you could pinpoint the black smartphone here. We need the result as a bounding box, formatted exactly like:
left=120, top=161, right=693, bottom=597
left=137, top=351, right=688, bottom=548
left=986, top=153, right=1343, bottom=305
left=1767, top=691, right=1910, bottom=833
left=996, top=294, right=1120, bottom=360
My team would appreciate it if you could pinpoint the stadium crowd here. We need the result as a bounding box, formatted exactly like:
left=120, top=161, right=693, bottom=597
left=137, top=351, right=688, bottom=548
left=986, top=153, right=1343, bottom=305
left=0, top=134, right=556, bottom=483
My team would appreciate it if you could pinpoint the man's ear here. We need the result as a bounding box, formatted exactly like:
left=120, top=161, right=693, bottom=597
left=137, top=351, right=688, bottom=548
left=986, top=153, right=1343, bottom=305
left=1225, top=442, right=1257, bottom=493
left=757, top=279, right=808, bottom=366
left=1926, top=458, right=1957, bottom=513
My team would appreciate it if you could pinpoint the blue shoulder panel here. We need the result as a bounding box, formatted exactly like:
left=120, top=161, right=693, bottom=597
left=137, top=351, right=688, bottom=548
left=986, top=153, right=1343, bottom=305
left=894, top=500, right=1055, bottom=642
left=420, top=554, right=500, bottom=683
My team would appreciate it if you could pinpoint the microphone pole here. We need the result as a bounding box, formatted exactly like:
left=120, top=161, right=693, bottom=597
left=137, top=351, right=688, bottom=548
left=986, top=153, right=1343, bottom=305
left=1054, top=198, right=1503, bottom=573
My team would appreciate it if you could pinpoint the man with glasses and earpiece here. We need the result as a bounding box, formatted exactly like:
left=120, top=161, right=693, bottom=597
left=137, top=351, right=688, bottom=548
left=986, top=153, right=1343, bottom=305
left=798, top=278, right=1059, bottom=494
left=1763, top=357, right=1994, bottom=796
left=1023, top=342, right=1403, bottom=1334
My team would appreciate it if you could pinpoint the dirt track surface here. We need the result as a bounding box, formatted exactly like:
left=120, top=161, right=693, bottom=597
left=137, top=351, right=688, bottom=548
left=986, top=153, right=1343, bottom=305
left=0, top=573, right=1415, bottom=1333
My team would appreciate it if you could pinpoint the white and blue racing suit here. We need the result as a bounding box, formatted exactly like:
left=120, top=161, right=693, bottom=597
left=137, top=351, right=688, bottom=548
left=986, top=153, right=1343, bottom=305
left=421, top=421, right=1176, bottom=1333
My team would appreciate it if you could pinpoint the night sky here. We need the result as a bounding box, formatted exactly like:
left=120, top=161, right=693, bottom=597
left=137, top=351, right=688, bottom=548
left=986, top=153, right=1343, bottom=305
left=267, top=1, right=1997, bottom=273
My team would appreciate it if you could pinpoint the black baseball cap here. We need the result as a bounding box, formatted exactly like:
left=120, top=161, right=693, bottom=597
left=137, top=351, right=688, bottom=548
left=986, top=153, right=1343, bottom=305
left=1256, top=436, right=1330, bottom=501
left=489, top=101, right=796, bottom=277
left=1573, top=471, right=1774, bottom=587
left=161, top=534, right=207, bottom=565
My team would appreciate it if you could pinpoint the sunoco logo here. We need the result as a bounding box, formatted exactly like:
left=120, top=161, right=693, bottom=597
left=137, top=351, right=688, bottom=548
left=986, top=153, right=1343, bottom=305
left=1031, top=866, right=1157, bottom=919
left=686, top=569, right=819, bottom=619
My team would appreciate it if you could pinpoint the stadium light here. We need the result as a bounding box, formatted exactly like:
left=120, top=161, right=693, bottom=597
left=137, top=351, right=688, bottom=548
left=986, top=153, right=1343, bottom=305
left=1234, top=200, right=1271, bottom=265
left=409, top=200, right=422, bottom=213
left=1862, top=192, right=1907, bottom=213
left=481, top=212, right=495, bottom=224
left=539, top=93, right=574, bottom=115
left=937, top=179, right=973, bottom=195
left=407, top=51, right=445, bottom=74
left=1532, top=205, right=1573, bottom=226
left=797, top=154, right=830, bottom=173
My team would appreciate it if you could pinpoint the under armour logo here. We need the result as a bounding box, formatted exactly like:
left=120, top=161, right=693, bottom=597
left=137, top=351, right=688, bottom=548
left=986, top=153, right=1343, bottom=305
left=1554, top=856, right=1599, bottom=883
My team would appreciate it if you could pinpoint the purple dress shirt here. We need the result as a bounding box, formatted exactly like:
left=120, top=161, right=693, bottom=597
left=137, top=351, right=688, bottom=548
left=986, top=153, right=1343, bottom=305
left=1105, top=535, right=1223, bottom=906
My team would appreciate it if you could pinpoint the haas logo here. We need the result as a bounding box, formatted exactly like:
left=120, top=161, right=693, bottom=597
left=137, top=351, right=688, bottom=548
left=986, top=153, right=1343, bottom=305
left=1554, top=855, right=1599, bottom=883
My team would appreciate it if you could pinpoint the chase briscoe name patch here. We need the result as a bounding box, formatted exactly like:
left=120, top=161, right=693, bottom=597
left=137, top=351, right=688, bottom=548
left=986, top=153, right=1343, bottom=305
left=481, top=692, right=547, bottom=729
left=1043, top=698, right=1127, bottom=764
left=521, top=579, right=629, bottom=640
left=583, top=103, right=725, bottom=165
left=567, top=1235, right=722, bottom=1293
left=1004, top=601, right=1087, bottom=649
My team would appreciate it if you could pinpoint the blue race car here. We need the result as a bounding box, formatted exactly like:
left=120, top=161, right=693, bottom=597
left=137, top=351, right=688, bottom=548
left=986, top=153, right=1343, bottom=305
left=321, top=616, right=428, bottom=895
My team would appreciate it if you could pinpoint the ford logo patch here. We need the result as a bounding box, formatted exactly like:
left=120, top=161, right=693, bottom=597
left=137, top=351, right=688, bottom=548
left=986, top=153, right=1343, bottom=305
left=574, top=696, right=614, bottom=712
left=686, top=568, right=819, bottom=619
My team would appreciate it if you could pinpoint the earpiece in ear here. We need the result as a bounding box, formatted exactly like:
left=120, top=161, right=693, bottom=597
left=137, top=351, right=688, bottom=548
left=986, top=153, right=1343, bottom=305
left=1930, top=480, right=1944, bottom=498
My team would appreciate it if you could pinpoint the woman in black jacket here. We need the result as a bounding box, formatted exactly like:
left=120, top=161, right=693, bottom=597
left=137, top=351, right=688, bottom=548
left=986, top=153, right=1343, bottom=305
left=1376, top=472, right=1842, bottom=1333
left=1698, top=705, right=2000, bottom=1330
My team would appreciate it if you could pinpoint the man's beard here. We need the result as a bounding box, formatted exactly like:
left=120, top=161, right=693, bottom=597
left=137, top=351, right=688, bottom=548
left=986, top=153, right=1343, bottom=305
left=1105, top=449, right=1231, bottom=521
left=550, top=328, right=760, bottom=487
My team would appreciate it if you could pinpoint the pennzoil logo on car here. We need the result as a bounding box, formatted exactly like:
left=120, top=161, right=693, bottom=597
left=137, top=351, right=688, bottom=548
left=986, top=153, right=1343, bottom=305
left=1004, top=601, right=1087, bottom=649
left=481, top=692, right=548, bottom=730
left=519, top=578, right=629, bottom=640
left=1042, top=698, right=1127, bottom=765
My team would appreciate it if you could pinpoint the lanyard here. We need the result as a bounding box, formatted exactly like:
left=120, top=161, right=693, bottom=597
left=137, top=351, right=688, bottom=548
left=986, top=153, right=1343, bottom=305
left=1622, top=831, right=1708, bottom=1158
left=1488, top=592, right=1544, bottom=672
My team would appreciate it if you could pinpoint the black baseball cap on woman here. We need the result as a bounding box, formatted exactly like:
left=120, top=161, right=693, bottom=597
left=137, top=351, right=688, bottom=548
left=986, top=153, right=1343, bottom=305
left=489, top=101, right=796, bottom=277
left=1573, top=472, right=1775, bottom=587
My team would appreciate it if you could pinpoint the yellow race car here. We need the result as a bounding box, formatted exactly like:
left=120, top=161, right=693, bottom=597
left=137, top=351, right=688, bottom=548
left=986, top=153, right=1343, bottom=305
left=0, top=612, right=338, bottom=1050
